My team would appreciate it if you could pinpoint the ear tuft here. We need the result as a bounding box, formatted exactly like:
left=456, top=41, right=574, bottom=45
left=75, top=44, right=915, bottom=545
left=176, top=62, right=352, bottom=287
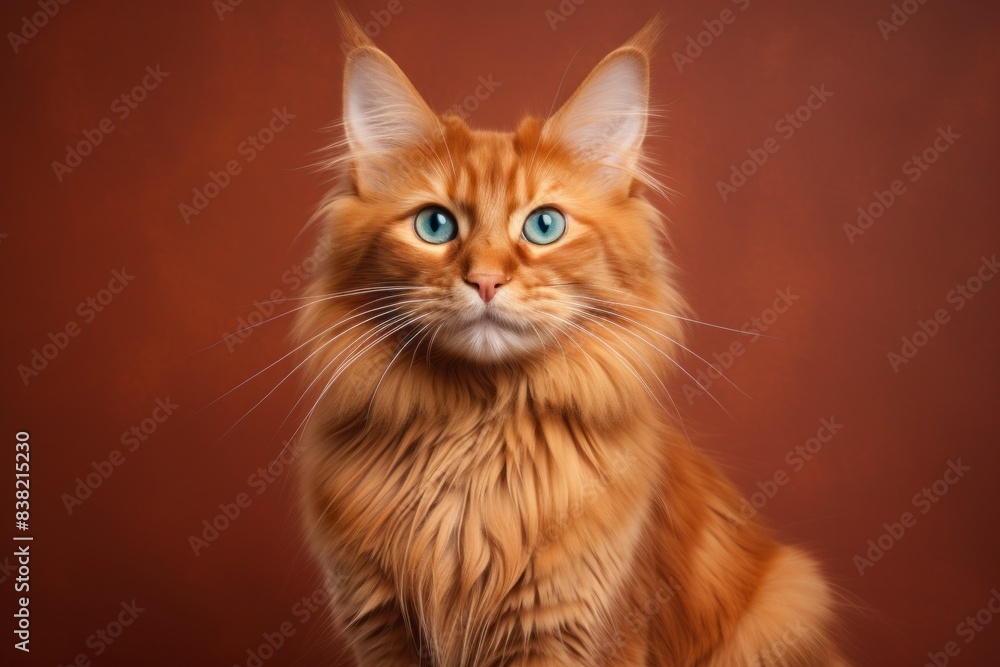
left=624, top=13, right=665, bottom=57
left=335, top=4, right=376, bottom=52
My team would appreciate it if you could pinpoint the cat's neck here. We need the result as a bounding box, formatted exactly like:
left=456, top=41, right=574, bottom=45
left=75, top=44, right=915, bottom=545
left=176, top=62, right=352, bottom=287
left=317, top=332, right=665, bottom=436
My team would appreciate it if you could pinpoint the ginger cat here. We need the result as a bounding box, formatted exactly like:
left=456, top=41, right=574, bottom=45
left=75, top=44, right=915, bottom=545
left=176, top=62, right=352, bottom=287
left=295, top=12, right=848, bottom=666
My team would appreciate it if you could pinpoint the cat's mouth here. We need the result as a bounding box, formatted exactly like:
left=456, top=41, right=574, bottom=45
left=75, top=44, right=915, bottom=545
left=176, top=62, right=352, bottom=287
left=439, top=305, right=539, bottom=361
left=475, top=307, right=521, bottom=329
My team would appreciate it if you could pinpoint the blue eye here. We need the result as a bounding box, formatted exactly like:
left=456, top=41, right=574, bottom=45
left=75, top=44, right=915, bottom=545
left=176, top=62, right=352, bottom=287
left=414, top=206, right=458, bottom=244
left=522, top=207, right=566, bottom=245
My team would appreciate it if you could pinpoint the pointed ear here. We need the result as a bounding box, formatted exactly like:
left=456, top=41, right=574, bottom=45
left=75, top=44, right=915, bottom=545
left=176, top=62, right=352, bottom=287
left=542, top=21, right=660, bottom=189
left=343, top=46, right=439, bottom=160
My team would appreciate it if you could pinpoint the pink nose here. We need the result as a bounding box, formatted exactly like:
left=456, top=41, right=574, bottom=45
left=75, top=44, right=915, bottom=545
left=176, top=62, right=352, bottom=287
left=465, top=273, right=509, bottom=303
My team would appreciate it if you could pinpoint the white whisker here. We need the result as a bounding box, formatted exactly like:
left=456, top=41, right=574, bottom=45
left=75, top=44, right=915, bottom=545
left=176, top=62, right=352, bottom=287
left=218, top=306, right=423, bottom=447
left=566, top=305, right=738, bottom=425
left=579, top=292, right=777, bottom=339
left=366, top=316, right=431, bottom=419
left=568, top=299, right=752, bottom=401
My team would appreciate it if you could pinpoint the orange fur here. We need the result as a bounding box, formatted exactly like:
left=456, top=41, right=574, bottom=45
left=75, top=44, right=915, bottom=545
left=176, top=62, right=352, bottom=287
left=295, top=12, right=847, bottom=666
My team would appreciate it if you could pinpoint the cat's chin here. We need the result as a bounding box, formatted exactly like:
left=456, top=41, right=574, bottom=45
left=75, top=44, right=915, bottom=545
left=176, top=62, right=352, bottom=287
left=440, top=317, right=540, bottom=363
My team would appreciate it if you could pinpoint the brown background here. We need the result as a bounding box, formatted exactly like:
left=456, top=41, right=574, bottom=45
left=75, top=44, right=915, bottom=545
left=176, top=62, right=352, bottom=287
left=3, top=0, right=999, bottom=665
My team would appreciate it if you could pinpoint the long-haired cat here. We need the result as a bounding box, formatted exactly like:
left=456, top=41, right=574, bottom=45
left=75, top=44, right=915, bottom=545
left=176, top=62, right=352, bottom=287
left=295, top=11, right=848, bottom=666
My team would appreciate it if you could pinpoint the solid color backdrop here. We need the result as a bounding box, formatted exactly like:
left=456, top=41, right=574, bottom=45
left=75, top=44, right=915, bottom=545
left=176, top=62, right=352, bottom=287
left=2, top=0, right=999, bottom=665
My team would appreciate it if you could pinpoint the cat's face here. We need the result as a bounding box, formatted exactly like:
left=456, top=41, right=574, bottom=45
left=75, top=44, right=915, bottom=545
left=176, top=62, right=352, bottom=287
left=320, top=24, right=676, bottom=365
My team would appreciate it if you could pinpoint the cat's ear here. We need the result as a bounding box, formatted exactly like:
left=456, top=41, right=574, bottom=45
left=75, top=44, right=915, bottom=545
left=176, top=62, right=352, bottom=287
left=542, top=19, right=661, bottom=190
left=342, top=47, right=438, bottom=159
left=336, top=7, right=438, bottom=172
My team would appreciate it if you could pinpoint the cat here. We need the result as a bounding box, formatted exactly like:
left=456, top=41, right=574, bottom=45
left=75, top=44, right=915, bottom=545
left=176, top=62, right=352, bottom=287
left=294, top=10, right=848, bottom=666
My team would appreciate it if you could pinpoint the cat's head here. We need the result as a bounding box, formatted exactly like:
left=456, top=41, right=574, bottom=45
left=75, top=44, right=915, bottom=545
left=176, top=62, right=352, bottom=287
left=308, top=14, right=684, bottom=372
